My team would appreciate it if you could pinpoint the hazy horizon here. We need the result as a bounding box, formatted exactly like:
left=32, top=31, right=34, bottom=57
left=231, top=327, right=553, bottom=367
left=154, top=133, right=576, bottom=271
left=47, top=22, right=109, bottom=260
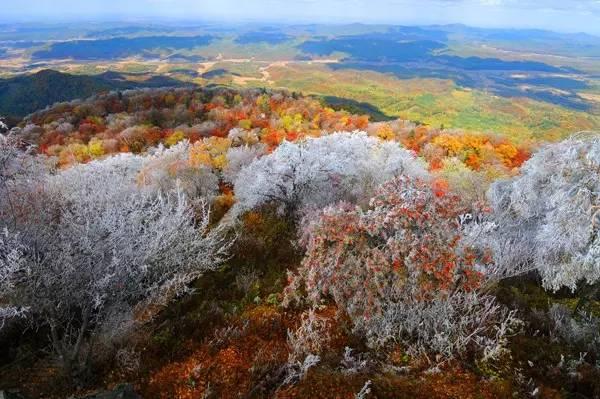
left=2, top=0, right=600, bottom=36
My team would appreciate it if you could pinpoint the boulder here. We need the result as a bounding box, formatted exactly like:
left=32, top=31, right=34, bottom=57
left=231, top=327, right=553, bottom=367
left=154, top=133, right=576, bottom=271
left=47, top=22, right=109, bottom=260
left=77, top=384, right=141, bottom=399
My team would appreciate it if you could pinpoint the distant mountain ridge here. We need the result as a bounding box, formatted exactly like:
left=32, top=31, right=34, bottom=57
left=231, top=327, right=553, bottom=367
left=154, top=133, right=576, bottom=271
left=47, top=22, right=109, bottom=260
left=0, top=69, right=189, bottom=126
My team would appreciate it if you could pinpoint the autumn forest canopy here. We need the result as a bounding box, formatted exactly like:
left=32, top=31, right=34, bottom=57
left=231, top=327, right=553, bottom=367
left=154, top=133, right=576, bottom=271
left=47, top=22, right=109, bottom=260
left=1, top=14, right=600, bottom=399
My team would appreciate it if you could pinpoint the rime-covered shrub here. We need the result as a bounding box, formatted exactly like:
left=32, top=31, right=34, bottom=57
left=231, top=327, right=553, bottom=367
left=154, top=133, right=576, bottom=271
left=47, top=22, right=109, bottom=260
left=282, top=310, right=329, bottom=386
left=483, top=135, right=600, bottom=291
left=227, top=127, right=260, bottom=146
left=437, top=157, right=490, bottom=205
left=286, top=175, right=481, bottom=313
left=285, top=175, right=517, bottom=360
left=287, top=309, right=331, bottom=363
left=233, top=132, right=427, bottom=218
left=340, top=347, right=370, bottom=375
left=138, top=141, right=219, bottom=201
left=0, top=132, right=49, bottom=227
left=366, top=292, right=520, bottom=361
left=223, top=143, right=266, bottom=184
left=0, top=152, right=232, bottom=376
left=548, top=304, right=600, bottom=353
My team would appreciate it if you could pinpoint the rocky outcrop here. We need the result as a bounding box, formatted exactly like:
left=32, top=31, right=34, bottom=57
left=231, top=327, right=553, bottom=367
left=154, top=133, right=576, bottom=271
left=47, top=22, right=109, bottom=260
left=77, top=384, right=141, bottom=399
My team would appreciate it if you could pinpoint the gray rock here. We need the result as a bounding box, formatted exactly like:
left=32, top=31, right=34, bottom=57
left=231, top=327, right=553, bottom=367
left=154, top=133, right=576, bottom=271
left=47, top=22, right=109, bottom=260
left=0, top=391, right=28, bottom=399
left=77, top=384, right=141, bottom=399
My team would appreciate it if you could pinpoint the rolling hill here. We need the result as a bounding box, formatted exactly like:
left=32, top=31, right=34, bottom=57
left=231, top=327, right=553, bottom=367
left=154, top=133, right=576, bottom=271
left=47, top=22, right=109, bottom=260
left=0, top=69, right=189, bottom=125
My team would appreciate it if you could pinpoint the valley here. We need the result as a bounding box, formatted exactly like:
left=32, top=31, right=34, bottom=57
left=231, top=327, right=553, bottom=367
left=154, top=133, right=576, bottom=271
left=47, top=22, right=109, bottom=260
left=1, top=22, right=599, bottom=142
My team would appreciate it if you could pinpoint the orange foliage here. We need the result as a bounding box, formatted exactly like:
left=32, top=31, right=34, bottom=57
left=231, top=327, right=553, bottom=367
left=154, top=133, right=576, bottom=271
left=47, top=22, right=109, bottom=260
left=28, top=87, right=532, bottom=176
left=376, top=124, right=395, bottom=141
left=398, top=127, right=531, bottom=172
left=262, top=129, right=286, bottom=149
left=432, top=177, right=450, bottom=197
left=30, top=88, right=371, bottom=168
left=144, top=305, right=292, bottom=399
left=188, top=137, right=231, bottom=170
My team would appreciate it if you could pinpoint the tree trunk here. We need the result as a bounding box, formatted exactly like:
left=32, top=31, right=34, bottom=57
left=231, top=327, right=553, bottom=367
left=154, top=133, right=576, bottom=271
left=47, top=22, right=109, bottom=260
left=48, top=306, right=92, bottom=382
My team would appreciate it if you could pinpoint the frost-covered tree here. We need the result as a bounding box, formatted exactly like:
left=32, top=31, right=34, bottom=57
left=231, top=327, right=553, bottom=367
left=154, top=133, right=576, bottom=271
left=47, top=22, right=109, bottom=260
left=482, top=135, right=600, bottom=292
left=233, top=132, right=427, bottom=218
left=0, top=131, right=48, bottom=229
left=139, top=141, right=220, bottom=202
left=437, top=157, right=490, bottom=205
left=285, top=175, right=518, bottom=360
left=222, top=143, right=266, bottom=184
left=0, top=152, right=232, bottom=378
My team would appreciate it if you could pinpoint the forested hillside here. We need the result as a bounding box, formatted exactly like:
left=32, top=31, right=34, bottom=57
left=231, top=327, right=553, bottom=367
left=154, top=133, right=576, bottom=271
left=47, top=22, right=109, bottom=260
left=2, top=87, right=600, bottom=398
left=0, top=69, right=187, bottom=125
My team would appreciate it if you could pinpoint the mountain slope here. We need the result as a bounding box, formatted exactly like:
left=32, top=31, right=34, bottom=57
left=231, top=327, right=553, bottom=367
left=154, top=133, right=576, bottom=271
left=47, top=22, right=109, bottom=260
left=0, top=69, right=188, bottom=125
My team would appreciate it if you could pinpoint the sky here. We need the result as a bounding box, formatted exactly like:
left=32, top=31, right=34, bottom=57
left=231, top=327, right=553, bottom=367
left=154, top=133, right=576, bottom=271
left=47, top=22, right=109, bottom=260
left=2, top=0, right=600, bottom=35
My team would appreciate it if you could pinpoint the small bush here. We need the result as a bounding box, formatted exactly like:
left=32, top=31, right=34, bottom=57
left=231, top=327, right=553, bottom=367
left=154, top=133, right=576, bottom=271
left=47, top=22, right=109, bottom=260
left=285, top=175, right=518, bottom=361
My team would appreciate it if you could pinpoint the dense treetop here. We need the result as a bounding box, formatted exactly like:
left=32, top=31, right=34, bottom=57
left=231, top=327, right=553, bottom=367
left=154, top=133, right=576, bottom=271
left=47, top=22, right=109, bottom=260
left=13, top=87, right=531, bottom=182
